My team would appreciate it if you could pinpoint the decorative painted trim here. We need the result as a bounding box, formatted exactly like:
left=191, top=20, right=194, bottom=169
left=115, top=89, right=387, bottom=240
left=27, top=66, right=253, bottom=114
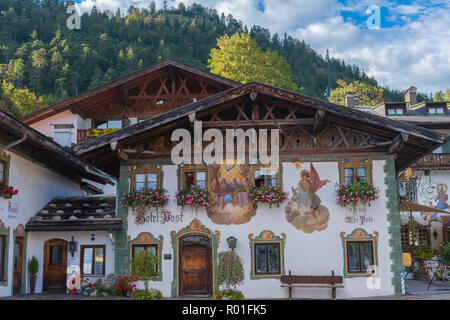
left=170, top=218, right=220, bottom=297
left=127, top=232, right=163, bottom=281
left=0, top=219, right=10, bottom=287
left=340, top=228, right=379, bottom=278
left=384, top=156, right=403, bottom=294
left=248, top=230, right=286, bottom=279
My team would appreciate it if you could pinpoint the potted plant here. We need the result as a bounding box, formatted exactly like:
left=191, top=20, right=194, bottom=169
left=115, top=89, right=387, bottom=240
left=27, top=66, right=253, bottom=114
left=28, top=256, right=39, bottom=294
left=213, top=290, right=224, bottom=300
left=216, top=250, right=245, bottom=299
left=248, top=185, right=288, bottom=208
left=334, top=177, right=379, bottom=209
left=176, top=187, right=215, bottom=210
left=120, top=188, right=169, bottom=216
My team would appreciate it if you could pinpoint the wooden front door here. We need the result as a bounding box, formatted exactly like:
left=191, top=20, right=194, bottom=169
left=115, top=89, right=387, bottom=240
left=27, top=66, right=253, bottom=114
left=180, top=241, right=212, bottom=296
left=43, top=239, right=67, bottom=293
left=12, top=237, right=23, bottom=295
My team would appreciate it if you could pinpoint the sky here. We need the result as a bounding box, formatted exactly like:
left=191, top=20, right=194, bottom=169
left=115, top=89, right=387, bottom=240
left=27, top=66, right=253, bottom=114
left=74, top=0, right=450, bottom=94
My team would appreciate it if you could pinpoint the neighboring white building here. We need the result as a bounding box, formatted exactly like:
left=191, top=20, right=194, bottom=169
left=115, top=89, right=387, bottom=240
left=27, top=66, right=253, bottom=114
left=0, top=110, right=118, bottom=297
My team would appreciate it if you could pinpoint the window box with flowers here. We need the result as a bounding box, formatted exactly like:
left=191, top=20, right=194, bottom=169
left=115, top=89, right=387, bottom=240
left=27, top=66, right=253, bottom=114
left=248, top=186, right=288, bottom=208
left=176, top=187, right=215, bottom=210
left=335, top=176, right=379, bottom=210
left=0, top=180, right=18, bottom=199
left=120, top=188, right=169, bottom=216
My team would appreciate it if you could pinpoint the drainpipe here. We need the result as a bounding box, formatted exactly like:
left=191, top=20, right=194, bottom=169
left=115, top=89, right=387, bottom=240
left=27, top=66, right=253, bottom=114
left=84, top=165, right=119, bottom=218
left=0, top=133, right=27, bottom=153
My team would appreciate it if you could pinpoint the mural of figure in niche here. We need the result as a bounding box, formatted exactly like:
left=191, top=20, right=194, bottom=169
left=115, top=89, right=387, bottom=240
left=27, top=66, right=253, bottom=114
left=285, top=162, right=330, bottom=233
left=207, top=163, right=256, bottom=224
left=418, top=181, right=448, bottom=223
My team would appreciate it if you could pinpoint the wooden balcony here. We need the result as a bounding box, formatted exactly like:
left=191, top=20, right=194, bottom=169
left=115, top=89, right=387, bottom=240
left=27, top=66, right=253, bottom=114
left=77, top=129, right=119, bottom=144
left=410, top=153, right=450, bottom=170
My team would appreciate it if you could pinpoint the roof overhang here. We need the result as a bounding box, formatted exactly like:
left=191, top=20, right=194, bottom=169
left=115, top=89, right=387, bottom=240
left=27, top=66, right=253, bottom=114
left=73, top=82, right=446, bottom=176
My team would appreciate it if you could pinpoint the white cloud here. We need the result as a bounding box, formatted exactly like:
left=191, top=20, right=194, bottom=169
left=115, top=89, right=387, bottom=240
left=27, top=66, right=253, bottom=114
left=77, top=0, right=450, bottom=93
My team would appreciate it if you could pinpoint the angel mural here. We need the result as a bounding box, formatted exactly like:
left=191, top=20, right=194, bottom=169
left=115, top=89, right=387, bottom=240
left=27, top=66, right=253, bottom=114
left=207, top=163, right=256, bottom=224
left=285, top=162, right=330, bottom=233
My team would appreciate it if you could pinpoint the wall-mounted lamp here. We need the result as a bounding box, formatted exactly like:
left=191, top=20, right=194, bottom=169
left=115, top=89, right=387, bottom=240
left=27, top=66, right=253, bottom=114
left=227, top=236, right=237, bottom=250
left=433, top=229, right=438, bottom=240
left=68, top=236, right=78, bottom=257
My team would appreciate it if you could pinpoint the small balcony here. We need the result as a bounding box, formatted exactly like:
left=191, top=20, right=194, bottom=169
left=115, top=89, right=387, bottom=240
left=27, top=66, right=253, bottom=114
left=77, top=129, right=119, bottom=144
left=410, top=153, right=450, bottom=170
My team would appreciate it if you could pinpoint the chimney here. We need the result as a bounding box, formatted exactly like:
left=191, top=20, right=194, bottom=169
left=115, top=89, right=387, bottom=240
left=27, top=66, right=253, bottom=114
left=345, top=95, right=360, bottom=107
left=404, top=86, right=417, bottom=107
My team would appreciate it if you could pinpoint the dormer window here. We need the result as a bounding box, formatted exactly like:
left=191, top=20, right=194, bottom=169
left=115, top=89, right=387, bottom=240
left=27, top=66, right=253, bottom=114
left=387, top=107, right=404, bottom=115
left=428, top=106, right=446, bottom=115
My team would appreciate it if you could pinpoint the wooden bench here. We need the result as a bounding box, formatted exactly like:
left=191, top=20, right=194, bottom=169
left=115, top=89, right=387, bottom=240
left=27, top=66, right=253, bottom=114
left=280, top=270, right=344, bottom=300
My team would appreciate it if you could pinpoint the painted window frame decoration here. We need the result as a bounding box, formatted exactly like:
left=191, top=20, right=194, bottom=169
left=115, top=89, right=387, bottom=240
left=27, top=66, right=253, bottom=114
left=340, top=228, right=379, bottom=278
left=80, top=245, right=106, bottom=276
left=249, top=230, right=286, bottom=279
left=178, top=165, right=210, bottom=191
left=0, top=152, right=10, bottom=185
left=131, top=164, right=162, bottom=191
left=338, top=158, right=372, bottom=185
left=127, top=232, right=163, bottom=281
left=0, top=219, right=9, bottom=286
left=250, top=164, right=281, bottom=187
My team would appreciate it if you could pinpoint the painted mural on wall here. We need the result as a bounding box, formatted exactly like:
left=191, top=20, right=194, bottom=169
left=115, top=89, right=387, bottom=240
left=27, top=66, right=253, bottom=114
left=418, top=180, right=449, bottom=223
left=206, top=163, right=256, bottom=224
left=285, top=162, right=330, bottom=233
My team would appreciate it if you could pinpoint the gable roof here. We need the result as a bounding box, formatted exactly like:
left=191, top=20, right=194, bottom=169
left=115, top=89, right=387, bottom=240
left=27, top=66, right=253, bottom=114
left=73, top=82, right=446, bottom=175
left=21, top=59, right=240, bottom=125
left=0, top=110, right=110, bottom=185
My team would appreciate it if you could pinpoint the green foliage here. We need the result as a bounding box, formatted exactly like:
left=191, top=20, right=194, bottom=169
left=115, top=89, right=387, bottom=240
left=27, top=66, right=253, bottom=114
left=27, top=256, right=39, bottom=275
left=131, top=249, right=158, bottom=291
left=176, top=187, right=215, bottom=209
left=208, top=33, right=297, bottom=91
left=433, top=89, right=450, bottom=102
left=217, top=251, right=244, bottom=290
left=329, top=79, right=384, bottom=106
left=214, top=289, right=244, bottom=300
left=412, top=245, right=435, bottom=260
left=0, top=0, right=387, bottom=118
left=132, top=288, right=163, bottom=300
left=439, top=243, right=450, bottom=264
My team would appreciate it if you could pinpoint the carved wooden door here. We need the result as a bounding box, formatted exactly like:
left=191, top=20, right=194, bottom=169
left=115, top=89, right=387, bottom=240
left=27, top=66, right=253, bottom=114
left=180, top=244, right=212, bottom=296
left=43, top=239, right=67, bottom=293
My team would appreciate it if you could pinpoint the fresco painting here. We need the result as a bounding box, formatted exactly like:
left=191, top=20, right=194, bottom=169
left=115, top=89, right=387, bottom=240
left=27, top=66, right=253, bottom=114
left=285, top=162, right=330, bottom=233
left=207, top=163, right=256, bottom=224
left=417, top=180, right=449, bottom=223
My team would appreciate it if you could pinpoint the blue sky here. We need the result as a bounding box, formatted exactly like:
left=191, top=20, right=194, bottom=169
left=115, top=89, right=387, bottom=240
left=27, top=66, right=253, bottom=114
left=75, top=0, right=450, bottom=94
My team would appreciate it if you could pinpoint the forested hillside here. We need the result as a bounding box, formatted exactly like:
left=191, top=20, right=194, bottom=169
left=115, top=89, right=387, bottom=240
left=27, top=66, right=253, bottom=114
left=0, top=0, right=428, bottom=117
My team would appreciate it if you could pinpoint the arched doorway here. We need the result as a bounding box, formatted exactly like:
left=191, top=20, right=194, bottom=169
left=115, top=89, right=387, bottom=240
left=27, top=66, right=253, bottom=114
left=43, top=239, right=68, bottom=293
left=179, top=235, right=212, bottom=297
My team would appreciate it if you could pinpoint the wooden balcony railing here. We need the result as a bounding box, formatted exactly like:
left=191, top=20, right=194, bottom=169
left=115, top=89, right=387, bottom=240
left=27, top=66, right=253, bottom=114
left=77, top=129, right=119, bottom=144
left=410, top=153, right=450, bottom=169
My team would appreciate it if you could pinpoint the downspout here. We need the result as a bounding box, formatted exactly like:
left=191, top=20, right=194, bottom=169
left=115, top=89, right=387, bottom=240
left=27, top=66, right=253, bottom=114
left=0, top=133, right=27, bottom=152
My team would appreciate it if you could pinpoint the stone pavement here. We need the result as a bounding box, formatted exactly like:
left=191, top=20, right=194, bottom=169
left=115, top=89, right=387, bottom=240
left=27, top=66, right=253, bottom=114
left=350, top=280, right=450, bottom=300
left=1, top=280, right=449, bottom=300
